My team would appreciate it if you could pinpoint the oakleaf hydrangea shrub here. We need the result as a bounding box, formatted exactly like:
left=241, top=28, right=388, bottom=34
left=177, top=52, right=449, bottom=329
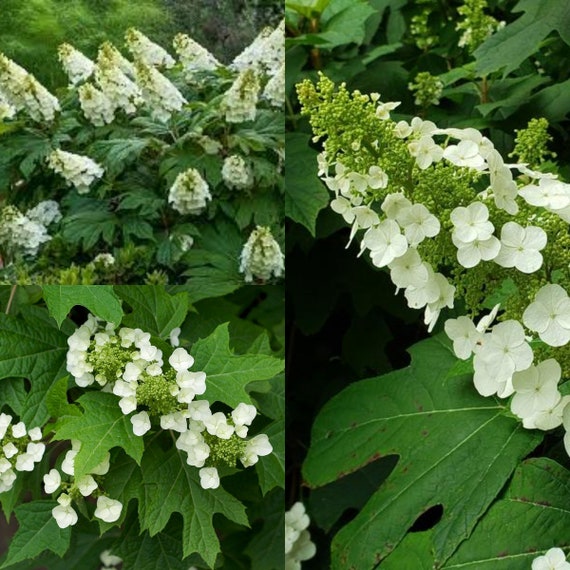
left=0, top=286, right=284, bottom=568
left=0, top=23, right=284, bottom=289
left=298, top=73, right=570, bottom=563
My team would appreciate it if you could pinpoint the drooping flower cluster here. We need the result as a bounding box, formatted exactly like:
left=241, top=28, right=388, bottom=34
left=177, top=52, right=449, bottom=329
left=78, top=83, right=115, bottom=126
left=0, top=413, right=45, bottom=492
left=222, top=155, right=253, bottom=190
left=65, top=315, right=273, bottom=489
left=168, top=168, right=212, bottom=215
left=173, top=33, right=221, bottom=77
left=58, top=43, right=95, bottom=85
left=0, top=53, right=60, bottom=122
left=285, top=502, right=316, bottom=570
left=298, top=74, right=570, bottom=459
left=0, top=204, right=56, bottom=258
left=239, top=226, right=285, bottom=283
left=125, top=28, right=175, bottom=68
left=134, top=61, right=186, bottom=122
left=0, top=91, right=15, bottom=120
left=47, top=149, right=104, bottom=194
left=531, top=548, right=570, bottom=570
left=222, top=68, right=260, bottom=123
left=43, top=440, right=121, bottom=529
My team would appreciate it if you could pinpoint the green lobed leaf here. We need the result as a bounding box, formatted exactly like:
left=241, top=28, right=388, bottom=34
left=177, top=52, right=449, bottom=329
left=474, top=0, right=570, bottom=76
left=285, top=132, right=330, bottom=236
left=43, top=285, right=123, bottom=328
left=383, top=458, right=570, bottom=569
left=193, top=323, right=284, bottom=408
left=137, top=444, right=249, bottom=568
left=52, top=391, right=144, bottom=480
left=115, top=286, right=189, bottom=338
left=45, top=375, right=81, bottom=419
left=303, top=334, right=543, bottom=569
left=0, top=501, right=72, bottom=568
left=0, top=306, right=68, bottom=426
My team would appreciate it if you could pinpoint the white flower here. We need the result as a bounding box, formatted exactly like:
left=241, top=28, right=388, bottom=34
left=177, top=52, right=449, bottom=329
left=362, top=219, right=408, bottom=268
left=285, top=502, right=316, bottom=567
left=443, top=140, right=485, bottom=169
left=263, top=62, right=284, bottom=107
left=444, top=316, right=483, bottom=360
left=0, top=413, right=12, bottom=439
left=135, top=61, right=186, bottom=122
left=160, top=411, right=187, bottom=433
left=94, top=496, right=123, bottom=523
left=125, top=28, right=175, bottom=68
left=240, top=433, right=272, bottom=467
left=78, top=82, right=115, bottom=126
left=130, top=411, right=151, bottom=437
left=232, top=403, right=257, bottom=427
left=26, top=200, right=62, bottom=226
left=494, top=221, right=547, bottom=274
left=47, top=149, right=104, bottom=194
left=77, top=474, right=98, bottom=497
left=397, top=203, right=440, bottom=246
left=0, top=469, right=17, bottom=493
left=52, top=497, right=78, bottom=529
left=423, top=273, right=455, bottom=332
left=523, top=284, right=570, bottom=347
left=450, top=202, right=494, bottom=243
left=408, top=135, right=444, bottom=169
left=388, top=247, right=428, bottom=291
left=169, top=347, right=194, bottom=372
left=169, top=327, right=181, bottom=347
left=185, top=440, right=211, bottom=468
left=173, top=34, right=221, bottom=77
left=520, top=178, right=570, bottom=212
left=222, top=155, right=252, bottom=190
left=15, top=453, right=35, bottom=472
left=90, top=453, right=111, bottom=476
left=187, top=400, right=212, bottom=422
left=222, top=68, right=259, bottom=123
left=3, top=442, right=18, bottom=459
left=511, top=360, right=561, bottom=422
left=100, top=550, right=123, bottom=568
left=375, top=100, right=400, bottom=120
left=0, top=458, right=12, bottom=474
left=43, top=469, right=62, bottom=494
left=168, top=168, right=212, bottom=215
left=11, top=421, right=26, bottom=438
left=119, top=396, right=138, bottom=415
left=532, top=547, right=570, bottom=570
left=58, top=43, right=95, bottom=85
left=204, top=412, right=235, bottom=439
left=199, top=466, right=220, bottom=489
left=61, top=449, right=77, bottom=476
left=473, top=320, right=533, bottom=397
left=25, top=442, right=45, bottom=462
left=239, top=226, right=284, bottom=282
left=403, top=263, right=441, bottom=309
left=486, top=149, right=518, bottom=214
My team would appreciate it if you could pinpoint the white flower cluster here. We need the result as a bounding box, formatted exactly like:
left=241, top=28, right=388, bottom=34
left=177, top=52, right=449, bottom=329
left=168, top=168, right=212, bottom=215
left=263, top=62, right=285, bottom=108
left=43, top=441, right=121, bottom=529
left=285, top=502, right=316, bottom=570
left=78, top=83, right=115, bottom=126
left=47, top=149, right=104, bottom=194
left=26, top=199, right=62, bottom=227
left=125, top=28, right=175, bottom=68
left=0, top=204, right=54, bottom=257
left=0, top=91, right=15, bottom=120
left=58, top=43, right=95, bottom=85
left=94, top=43, right=143, bottom=116
left=0, top=53, right=60, bottom=122
left=532, top=548, right=570, bottom=570
left=222, top=68, right=260, bottom=123
left=173, top=33, right=221, bottom=77
left=231, top=19, right=284, bottom=77
left=222, top=155, right=253, bottom=190
left=66, top=316, right=273, bottom=490
left=316, top=91, right=570, bottom=460
left=0, top=413, right=45, bottom=492
left=239, top=226, right=285, bottom=283
left=100, top=550, right=122, bottom=570
left=135, top=61, right=186, bottom=122
left=92, top=253, right=115, bottom=267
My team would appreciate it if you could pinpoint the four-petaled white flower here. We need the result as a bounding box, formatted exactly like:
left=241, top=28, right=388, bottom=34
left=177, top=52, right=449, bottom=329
left=450, top=202, right=494, bottom=243
left=94, top=496, right=123, bottom=523
left=531, top=547, right=570, bottom=570
left=523, top=284, right=570, bottom=347
left=199, top=466, right=220, bottom=489
left=361, top=219, right=408, bottom=268
left=398, top=203, right=440, bottom=246
left=131, top=410, right=152, bottom=436
left=408, top=135, right=444, bottom=169
left=444, top=316, right=483, bottom=360
left=443, top=140, right=485, bottom=169
left=494, top=221, right=547, bottom=274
